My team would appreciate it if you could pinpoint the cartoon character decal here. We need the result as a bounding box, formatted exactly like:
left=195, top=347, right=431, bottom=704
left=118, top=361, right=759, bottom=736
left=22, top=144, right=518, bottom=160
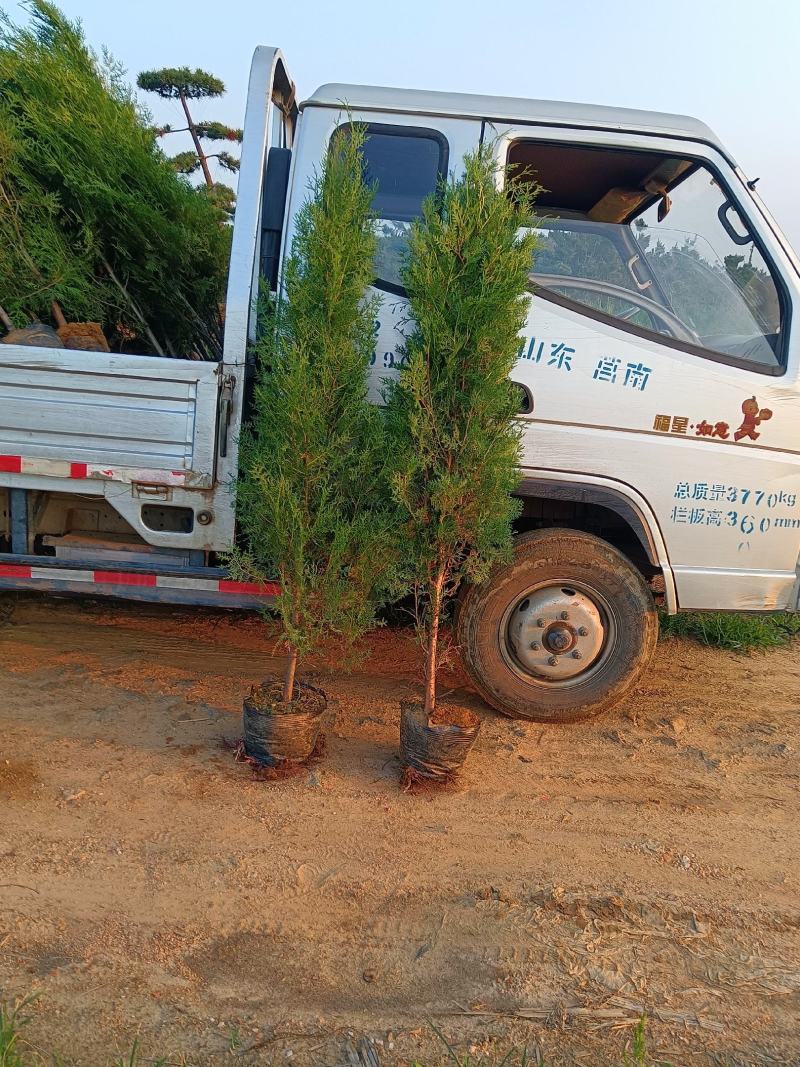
left=653, top=396, right=774, bottom=445
left=734, top=397, right=773, bottom=442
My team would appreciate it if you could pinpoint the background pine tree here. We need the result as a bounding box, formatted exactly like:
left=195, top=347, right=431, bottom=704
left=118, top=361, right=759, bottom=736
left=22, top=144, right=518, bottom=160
left=385, top=145, right=538, bottom=714
left=231, top=124, right=395, bottom=700
left=137, top=67, right=242, bottom=215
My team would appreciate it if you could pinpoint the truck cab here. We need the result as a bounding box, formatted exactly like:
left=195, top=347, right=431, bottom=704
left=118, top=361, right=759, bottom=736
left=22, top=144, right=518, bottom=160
left=2, top=47, right=799, bottom=722
left=287, top=77, right=800, bottom=719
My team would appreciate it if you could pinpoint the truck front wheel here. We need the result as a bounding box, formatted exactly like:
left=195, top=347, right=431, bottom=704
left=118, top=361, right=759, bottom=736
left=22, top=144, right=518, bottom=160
left=456, top=528, right=658, bottom=723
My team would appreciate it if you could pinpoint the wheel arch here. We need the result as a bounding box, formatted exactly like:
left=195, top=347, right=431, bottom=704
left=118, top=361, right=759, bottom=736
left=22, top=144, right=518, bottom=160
left=516, top=472, right=677, bottom=613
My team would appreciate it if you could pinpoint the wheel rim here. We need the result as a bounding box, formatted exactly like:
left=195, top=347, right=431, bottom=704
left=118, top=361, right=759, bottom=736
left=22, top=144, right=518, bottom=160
left=500, top=580, right=617, bottom=688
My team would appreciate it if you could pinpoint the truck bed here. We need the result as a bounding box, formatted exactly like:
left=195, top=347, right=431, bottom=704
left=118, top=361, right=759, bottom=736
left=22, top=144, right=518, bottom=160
left=0, top=344, right=221, bottom=488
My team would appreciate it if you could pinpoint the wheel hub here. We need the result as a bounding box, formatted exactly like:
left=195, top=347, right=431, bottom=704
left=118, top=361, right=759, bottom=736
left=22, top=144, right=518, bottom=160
left=506, top=584, right=606, bottom=681
left=543, top=623, right=575, bottom=654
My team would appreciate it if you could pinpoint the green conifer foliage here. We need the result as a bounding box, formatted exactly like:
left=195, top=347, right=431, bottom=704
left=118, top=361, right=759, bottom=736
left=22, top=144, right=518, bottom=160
left=232, top=125, right=394, bottom=700
left=136, top=68, right=225, bottom=100
left=385, top=145, right=538, bottom=714
left=0, top=1, right=229, bottom=356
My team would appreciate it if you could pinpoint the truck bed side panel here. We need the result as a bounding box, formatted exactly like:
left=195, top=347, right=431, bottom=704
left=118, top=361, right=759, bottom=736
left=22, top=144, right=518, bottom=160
left=0, top=346, right=219, bottom=484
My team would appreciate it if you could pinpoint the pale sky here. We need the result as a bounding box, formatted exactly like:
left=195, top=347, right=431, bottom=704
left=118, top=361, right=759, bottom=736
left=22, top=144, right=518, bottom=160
left=5, top=0, right=800, bottom=248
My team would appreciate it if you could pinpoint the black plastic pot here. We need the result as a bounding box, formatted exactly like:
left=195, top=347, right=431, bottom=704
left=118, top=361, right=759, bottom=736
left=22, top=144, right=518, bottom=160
left=243, top=680, right=327, bottom=766
left=399, top=701, right=481, bottom=782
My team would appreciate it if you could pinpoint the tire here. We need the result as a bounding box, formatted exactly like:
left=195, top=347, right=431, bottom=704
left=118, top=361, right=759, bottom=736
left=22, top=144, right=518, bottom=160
left=456, top=528, right=658, bottom=723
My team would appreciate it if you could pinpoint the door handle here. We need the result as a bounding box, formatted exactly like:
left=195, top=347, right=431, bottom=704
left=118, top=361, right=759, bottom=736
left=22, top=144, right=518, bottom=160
left=218, top=374, right=236, bottom=458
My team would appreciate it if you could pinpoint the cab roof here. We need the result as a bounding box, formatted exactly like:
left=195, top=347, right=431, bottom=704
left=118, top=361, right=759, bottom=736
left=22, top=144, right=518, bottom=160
left=302, top=83, right=727, bottom=158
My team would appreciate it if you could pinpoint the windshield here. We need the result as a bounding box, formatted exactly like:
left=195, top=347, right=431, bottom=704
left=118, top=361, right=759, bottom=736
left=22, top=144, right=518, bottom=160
left=511, top=141, right=783, bottom=369
left=633, top=169, right=780, bottom=359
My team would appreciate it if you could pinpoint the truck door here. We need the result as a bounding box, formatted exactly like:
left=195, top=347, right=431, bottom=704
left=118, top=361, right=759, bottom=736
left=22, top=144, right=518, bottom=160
left=358, top=117, right=480, bottom=400
left=215, top=47, right=297, bottom=498
left=282, top=102, right=481, bottom=403
left=491, top=127, right=800, bottom=612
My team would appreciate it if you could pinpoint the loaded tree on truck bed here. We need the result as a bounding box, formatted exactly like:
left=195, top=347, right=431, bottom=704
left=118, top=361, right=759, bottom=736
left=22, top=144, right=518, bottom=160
left=0, top=0, right=230, bottom=358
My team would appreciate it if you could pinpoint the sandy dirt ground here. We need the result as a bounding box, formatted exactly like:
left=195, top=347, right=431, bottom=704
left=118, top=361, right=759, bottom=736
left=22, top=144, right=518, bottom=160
left=1, top=593, right=799, bottom=1066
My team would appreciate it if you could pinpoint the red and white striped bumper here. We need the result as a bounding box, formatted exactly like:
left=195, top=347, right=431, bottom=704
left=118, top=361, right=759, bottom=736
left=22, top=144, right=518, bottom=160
left=0, top=563, right=279, bottom=609
left=0, top=454, right=190, bottom=487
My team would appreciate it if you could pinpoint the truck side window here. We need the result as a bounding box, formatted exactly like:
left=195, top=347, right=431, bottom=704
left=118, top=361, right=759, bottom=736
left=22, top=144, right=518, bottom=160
left=508, top=141, right=785, bottom=373
left=336, top=124, right=448, bottom=291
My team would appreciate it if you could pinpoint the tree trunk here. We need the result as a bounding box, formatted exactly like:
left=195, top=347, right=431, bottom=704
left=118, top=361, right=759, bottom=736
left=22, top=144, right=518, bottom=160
left=50, top=301, right=67, bottom=329
left=283, top=645, right=298, bottom=703
left=0, top=304, right=13, bottom=332
left=101, top=255, right=166, bottom=356
left=423, top=564, right=447, bottom=717
left=179, top=91, right=214, bottom=189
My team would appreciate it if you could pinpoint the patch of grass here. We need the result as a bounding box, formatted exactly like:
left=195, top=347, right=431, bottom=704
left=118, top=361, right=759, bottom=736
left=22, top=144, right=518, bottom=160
left=0, top=1002, right=176, bottom=1067
left=659, top=609, right=800, bottom=651
left=427, top=1017, right=670, bottom=1067
left=623, top=1017, right=668, bottom=1066
left=0, top=996, right=37, bottom=1067
left=111, top=1040, right=139, bottom=1067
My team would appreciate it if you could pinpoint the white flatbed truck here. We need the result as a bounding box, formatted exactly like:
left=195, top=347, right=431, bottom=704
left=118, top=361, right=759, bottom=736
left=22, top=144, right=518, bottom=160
left=2, top=48, right=799, bottom=721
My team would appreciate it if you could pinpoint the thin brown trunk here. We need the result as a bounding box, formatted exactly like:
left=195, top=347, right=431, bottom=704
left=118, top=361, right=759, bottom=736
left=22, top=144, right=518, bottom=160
left=100, top=255, right=166, bottom=356
left=179, top=90, right=214, bottom=189
left=424, top=564, right=447, bottom=717
left=50, top=301, right=67, bottom=328
left=0, top=304, right=13, bottom=332
left=283, top=646, right=298, bottom=703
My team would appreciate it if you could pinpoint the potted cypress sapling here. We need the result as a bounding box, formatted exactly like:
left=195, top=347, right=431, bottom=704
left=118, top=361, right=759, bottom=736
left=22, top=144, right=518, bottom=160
left=231, top=123, right=394, bottom=770
left=385, top=145, right=537, bottom=785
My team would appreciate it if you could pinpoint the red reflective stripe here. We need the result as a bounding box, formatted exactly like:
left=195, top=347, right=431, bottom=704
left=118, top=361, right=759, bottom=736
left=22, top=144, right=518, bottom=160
left=0, top=564, right=32, bottom=578
left=70, top=462, right=88, bottom=478
left=93, top=570, right=157, bottom=587
left=0, top=456, right=22, bottom=473
left=218, top=579, right=279, bottom=596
